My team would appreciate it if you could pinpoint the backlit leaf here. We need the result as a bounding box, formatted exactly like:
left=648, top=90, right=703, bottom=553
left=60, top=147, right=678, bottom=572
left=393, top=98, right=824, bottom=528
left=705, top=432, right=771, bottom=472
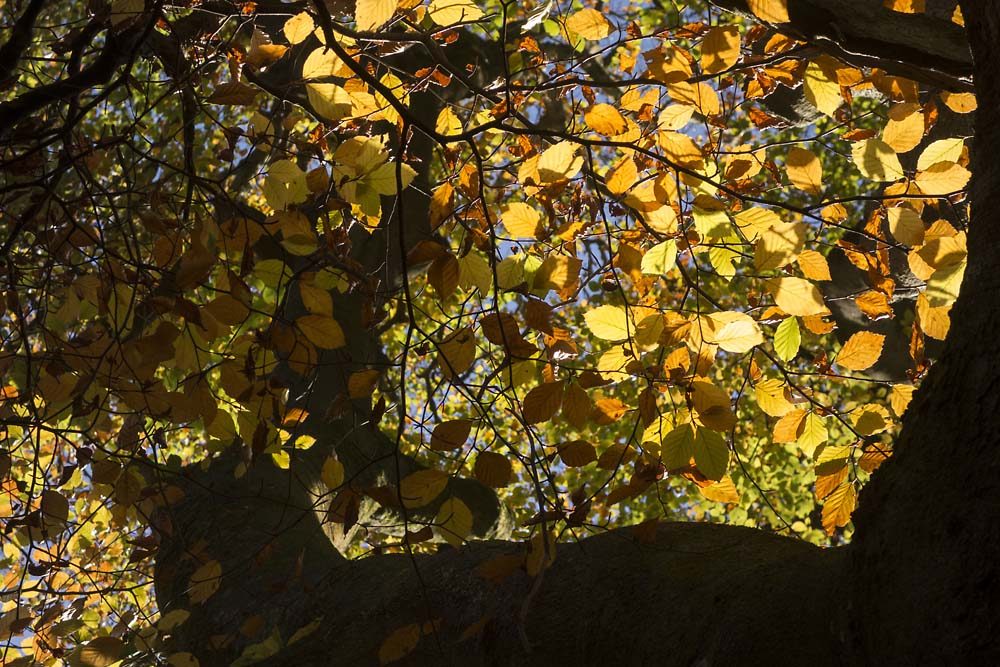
left=766, top=277, right=828, bottom=316
left=566, top=8, right=611, bottom=40
left=584, top=305, right=632, bottom=341
left=836, top=331, right=885, bottom=371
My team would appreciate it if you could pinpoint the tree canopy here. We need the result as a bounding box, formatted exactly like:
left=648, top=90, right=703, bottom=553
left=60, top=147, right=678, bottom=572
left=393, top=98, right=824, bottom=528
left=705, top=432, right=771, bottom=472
left=0, top=0, right=992, bottom=665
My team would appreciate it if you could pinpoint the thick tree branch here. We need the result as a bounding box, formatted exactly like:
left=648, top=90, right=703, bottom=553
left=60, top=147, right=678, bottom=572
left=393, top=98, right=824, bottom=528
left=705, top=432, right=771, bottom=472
left=710, top=0, right=972, bottom=91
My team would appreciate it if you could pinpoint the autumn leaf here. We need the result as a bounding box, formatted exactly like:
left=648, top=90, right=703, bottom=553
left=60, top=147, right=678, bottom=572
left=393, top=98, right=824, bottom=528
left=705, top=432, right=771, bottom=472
left=584, top=305, right=632, bottom=341
left=565, top=8, right=611, bottom=40
left=836, top=331, right=886, bottom=372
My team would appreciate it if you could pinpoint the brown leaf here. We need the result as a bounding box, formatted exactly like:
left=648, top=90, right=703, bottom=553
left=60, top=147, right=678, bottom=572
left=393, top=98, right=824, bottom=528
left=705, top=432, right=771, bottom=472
left=522, top=382, right=564, bottom=424
left=474, top=451, right=512, bottom=488
left=430, top=419, right=474, bottom=451
left=206, top=82, right=259, bottom=105
left=557, top=440, right=597, bottom=467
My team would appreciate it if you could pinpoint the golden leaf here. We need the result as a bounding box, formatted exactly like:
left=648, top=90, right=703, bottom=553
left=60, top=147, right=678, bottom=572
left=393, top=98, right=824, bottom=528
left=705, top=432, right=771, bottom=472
left=585, top=104, right=627, bottom=136
left=701, top=26, right=741, bottom=74
left=836, top=331, right=886, bottom=371
left=766, top=277, right=829, bottom=316
left=822, top=481, right=857, bottom=535
left=746, top=0, right=789, bottom=23
left=296, top=315, right=346, bottom=349
left=584, top=305, right=632, bottom=341
left=356, top=0, right=399, bottom=31
left=435, top=497, right=473, bottom=547
left=565, top=8, right=611, bottom=40
left=399, top=469, right=448, bottom=508
left=785, top=147, right=823, bottom=194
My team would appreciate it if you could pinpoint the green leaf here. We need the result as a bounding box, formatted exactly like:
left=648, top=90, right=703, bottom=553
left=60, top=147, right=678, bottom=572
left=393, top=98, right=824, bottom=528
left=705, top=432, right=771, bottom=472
left=774, top=317, right=801, bottom=362
left=693, top=427, right=729, bottom=481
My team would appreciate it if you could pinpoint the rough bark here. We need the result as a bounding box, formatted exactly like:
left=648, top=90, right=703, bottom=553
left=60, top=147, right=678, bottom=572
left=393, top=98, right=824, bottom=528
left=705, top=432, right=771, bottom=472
left=155, top=2, right=1000, bottom=665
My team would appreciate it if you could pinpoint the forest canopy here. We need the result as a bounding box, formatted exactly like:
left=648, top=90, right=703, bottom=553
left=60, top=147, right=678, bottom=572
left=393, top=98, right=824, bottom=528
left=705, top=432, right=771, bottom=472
left=0, top=0, right=979, bottom=664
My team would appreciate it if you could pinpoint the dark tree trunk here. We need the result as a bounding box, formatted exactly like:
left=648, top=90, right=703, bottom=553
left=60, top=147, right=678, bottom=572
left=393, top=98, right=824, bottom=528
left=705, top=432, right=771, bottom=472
left=156, top=2, right=1000, bottom=664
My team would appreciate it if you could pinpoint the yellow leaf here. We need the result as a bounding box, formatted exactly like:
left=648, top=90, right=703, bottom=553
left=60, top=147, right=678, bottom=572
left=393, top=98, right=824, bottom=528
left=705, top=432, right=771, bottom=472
left=916, top=293, right=951, bottom=340
left=263, top=159, right=309, bottom=210
left=606, top=156, right=638, bottom=195
left=702, top=25, right=741, bottom=74
left=296, top=315, right=346, bottom=349
left=640, top=240, right=678, bottom=275
left=74, top=636, right=125, bottom=667
left=692, top=381, right=736, bottom=432
left=667, top=81, right=720, bottom=117
left=565, top=8, right=611, bottom=40
left=755, top=221, right=806, bottom=271
left=300, top=282, right=333, bottom=316
left=822, top=481, right=856, bottom=535
left=836, top=331, right=885, bottom=371
left=886, top=207, right=925, bottom=246
left=348, top=369, right=380, bottom=397
left=435, top=106, right=463, bottom=136
left=356, top=0, right=399, bottom=31
left=188, top=560, right=222, bottom=604
left=500, top=202, right=541, bottom=238
left=435, top=497, right=473, bottom=547
left=537, top=141, right=583, bottom=182
left=785, top=147, right=823, bottom=193
left=437, top=327, right=476, bottom=379
left=306, top=83, right=352, bottom=122
left=428, top=0, right=484, bottom=26
left=585, top=104, right=627, bottom=136
left=797, top=412, right=828, bottom=453
left=804, top=57, right=842, bottom=117
left=853, top=403, right=889, bottom=436
left=940, top=91, right=976, bottom=114
left=916, top=138, right=965, bottom=171
left=734, top=207, right=781, bottom=239
left=283, top=12, right=314, bottom=44
left=399, top=469, right=448, bottom=508
left=700, top=475, right=741, bottom=503
left=321, top=457, right=344, bottom=489
left=889, top=384, right=916, bottom=418
left=523, top=382, right=564, bottom=424
left=746, top=0, right=789, bottom=23
left=796, top=249, right=832, bottom=281
left=915, top=161, right=971, bottom=195
left=852, top=139, right=905, bottom=181
left=658, top=104, right=695, bottom=131
left=766, top=277, right=828, bottom=316
left=704, top=311, right=763, bottom=354
left=881, top=103, right=924, bottom=153
left=755, top=378, right=793, bottom=417
left=534, top=254, right=581, bottom=292
left=584, top=305, right=631, bottom=340
left=301, top=47, right=342, bottom=80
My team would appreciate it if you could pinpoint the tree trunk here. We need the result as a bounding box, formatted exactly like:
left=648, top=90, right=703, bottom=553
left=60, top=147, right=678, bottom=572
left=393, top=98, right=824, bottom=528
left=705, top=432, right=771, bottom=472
left=157, top=2, right=1000, bottom=664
